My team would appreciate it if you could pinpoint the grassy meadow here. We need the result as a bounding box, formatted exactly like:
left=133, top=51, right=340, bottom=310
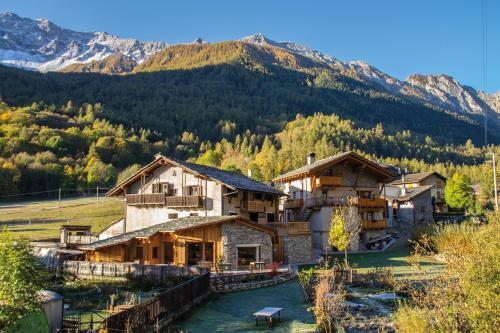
left=0, top=196, right=124, bottom=241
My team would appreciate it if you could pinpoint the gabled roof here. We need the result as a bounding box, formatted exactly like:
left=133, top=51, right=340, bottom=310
left=396, top=185, right=433, bottom=202
left=389, top=171, right=447, bottom=186
left=273, top=151, right=396, bottom=182
left=79, top=216, right=275, bottom=250
left=107, top=154, right=284, bottom=196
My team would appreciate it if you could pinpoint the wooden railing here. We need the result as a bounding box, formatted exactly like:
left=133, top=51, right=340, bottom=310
left=241, top=200, right=265, bottom=213
left=284, top=199, right=304, bottom=209
left=306, top=197, right=348, bottom=208
left=165, top=195, right=204, bottom=208
left=103, top=271, right=211, bottom=332
left=66, top=235, right=98, bottom=245
left=314, top=176, right=342, bottom=188
left=267, top=222, right=311, bottom=235
left=350, top=197, right=386, bottom=208
left=361, top=219, right=387, bottom=230
left=126, top=194, right=203, bottom=208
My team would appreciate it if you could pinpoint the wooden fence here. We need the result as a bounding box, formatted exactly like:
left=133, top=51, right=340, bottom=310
left=102, top=271, right=211, bottom=332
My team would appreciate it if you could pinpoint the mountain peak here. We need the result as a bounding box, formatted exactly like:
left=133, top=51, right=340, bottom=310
left=239, top=33, right=275, bottom=45
left=191, top=38, right=208, bottom=45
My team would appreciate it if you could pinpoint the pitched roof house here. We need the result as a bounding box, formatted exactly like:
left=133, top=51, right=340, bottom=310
left=273, top=151, right=396, bottom=252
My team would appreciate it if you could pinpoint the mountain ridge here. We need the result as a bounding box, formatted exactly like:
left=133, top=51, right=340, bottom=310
left=0, top=12, right=499, bottom=141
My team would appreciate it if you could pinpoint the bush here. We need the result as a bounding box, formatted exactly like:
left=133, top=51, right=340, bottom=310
left=394, top=210, right=500, bottom=332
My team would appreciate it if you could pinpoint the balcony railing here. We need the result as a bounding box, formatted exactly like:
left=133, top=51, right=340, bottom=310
left=267, top=222, right=311, bottom=235
left=361, top=219, right=387, bottom=230
left=349, top=197, right=386, bottom=208
left=126, top=194, right=203, bottom=208
left=314, top=176, right=342, bottom=188
left=306, top=197, right=348, bottom=208
left=241, top=200, right=265, bottom=213
left=66, top=235, right=98, bottom=245
left=284, top=199, right=304, bottom=209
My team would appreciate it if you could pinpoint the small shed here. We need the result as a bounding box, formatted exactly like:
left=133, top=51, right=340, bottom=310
left=38, top=290, right=63, bottom=333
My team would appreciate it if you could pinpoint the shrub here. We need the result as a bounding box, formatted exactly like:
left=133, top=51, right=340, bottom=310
left=266, top=262, right=280, bottom=277
left=314, top=275, right=345, bottom=333
left=297, top=268, right=315, bottom=302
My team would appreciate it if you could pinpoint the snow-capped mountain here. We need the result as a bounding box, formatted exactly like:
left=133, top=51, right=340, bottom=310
left=0, top=13, right=498, bottom=122
left=0, top=12, right=167, bottom=71
left=240, top=33, right=500, bottom=120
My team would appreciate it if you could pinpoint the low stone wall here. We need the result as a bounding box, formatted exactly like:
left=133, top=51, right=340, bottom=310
left=211, top=272, right=295, bottom=292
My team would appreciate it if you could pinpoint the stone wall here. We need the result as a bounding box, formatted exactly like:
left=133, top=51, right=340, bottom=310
left=221, top=222, right=273, bottom=269
left=211, top=273, right=294, bottom=292
left=287, top=234, right=313, bottom=264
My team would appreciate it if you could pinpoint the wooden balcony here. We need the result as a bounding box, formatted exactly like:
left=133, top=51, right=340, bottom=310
left=284, top=199, right=304, bottom=209
left=66, top=235, right=98, bottom=245
left=305, top=197, right=347, bottom=208
left=267, top=222, right=311, bottom=235
left=350, top=197, right=386, bottom=208
left=165, top=195, right=204, bottom=208
left=241, top=200, right=265, bottom=213
left=126, top=194, right=203, bottom=208
left=314, top=176, right=342, bottom=188
left=361, top=219, right=387, bottom=230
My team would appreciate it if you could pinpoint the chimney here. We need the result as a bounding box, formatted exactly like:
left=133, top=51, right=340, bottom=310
left=401, top=174, right=406, bottom=195
left=247, top=168, right=252, bottom=178
left=307, top=152, right=316, bottom=165
left=154, top=152, right=163, bottom=160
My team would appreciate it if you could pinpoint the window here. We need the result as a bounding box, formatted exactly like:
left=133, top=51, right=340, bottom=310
left=164, top=242, right=174, bottom=263
left=168, top=213, right=178, bottom=219
left=135, top=247, right=143, bottom=260
left=152, top=247, right=159, bottom=259
left=228, top=211, right=238, bottom=216
left=187, top=243, right=201, bottom=265
left=204, top=243, right=214, bottom=262
left=189, top=213, right=199, bottom=217
left=249, top=212, right=259, bottom=223
left=420, top=206, right=426, bottom=213
left=254, top=193, right=263, bottom=200
left=267, top=213, right=275, bottom=222
left=184, top=185, right=201, bottom=196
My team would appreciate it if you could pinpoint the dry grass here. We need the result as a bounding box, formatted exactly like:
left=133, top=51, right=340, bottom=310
left=0, top=197, right=124, bottom=240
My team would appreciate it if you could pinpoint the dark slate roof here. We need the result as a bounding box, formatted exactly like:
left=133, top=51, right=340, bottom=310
left=168, top=157, right=284, bottom=195
left=397, top=185, right=433, bottom=202
left=107, top=154, right=284, bottom=196
left=390, top=171, right=446, bottom=185
left=80, top=216, right=239, bottom=250
left=273, top=151, right=395, bottom=181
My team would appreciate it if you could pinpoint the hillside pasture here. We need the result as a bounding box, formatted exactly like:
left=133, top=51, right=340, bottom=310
left=0, top=197, right=123, bottom=240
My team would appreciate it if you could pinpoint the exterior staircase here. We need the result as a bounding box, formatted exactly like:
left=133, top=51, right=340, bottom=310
left=295, top=208, right=313, bottom=222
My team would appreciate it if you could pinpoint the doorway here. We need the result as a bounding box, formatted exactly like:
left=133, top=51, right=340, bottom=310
left=187, top=243, right=201, bottom=265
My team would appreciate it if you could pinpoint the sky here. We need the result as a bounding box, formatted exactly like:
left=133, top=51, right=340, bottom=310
left=1, top=0, right=498, bottom=93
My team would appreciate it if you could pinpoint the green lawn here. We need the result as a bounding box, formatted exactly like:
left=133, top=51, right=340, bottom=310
left=175, top=280, right=316, bottom=333
left=8, top=311, right=50, bottom=333
left=0, top=197, right=123, bottom=240
left=308, top=245, right=444, bottom=279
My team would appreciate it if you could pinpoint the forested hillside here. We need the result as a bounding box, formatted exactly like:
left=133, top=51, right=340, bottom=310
left=0, top=102, right=166, bottom=195
left=0, top=41, right=497, bottom=148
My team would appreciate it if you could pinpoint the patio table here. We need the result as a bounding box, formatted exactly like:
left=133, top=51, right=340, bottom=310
left=253, top=307, right=283, bottom=326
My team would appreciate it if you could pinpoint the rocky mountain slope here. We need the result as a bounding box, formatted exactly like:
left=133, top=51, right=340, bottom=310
left=0, top=12, right=498, bottom=134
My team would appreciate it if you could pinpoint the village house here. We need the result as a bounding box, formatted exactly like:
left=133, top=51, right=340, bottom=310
left=389, top=185, right=435, bottom=226
left=78, top=154, right=313, bottom=268
left=389, top=171, right=447, bottom=212
left=273, top=152, right=396, bottom=253
left=100, top=153, right=284, bottom=238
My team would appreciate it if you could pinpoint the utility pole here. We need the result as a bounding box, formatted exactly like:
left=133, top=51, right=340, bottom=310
left=487, top=152, right=498, bottom=211
left=96, top=186, right=99, bottom=208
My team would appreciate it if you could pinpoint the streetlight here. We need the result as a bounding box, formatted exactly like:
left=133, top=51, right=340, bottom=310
left=486, top=152, right=498, bottom=211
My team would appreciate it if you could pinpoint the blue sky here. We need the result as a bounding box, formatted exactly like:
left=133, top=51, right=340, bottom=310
left=1, top=0, right=498, bottom=92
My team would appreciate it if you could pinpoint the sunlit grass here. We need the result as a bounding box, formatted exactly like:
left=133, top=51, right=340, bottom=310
left=0, top=197, right=124, bottom=240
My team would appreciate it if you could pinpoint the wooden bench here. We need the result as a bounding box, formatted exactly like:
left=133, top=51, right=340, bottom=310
left=250, top=261, right=267, bottom=270
left=253, top=307, right=283, bottom=326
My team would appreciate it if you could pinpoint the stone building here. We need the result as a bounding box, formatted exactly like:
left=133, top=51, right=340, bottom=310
left=389, top=171, right=447, bottom=212
left=393, top=185, right=434, bottom=225
left=273, top=151, right=396, bottom=253
left=80, top=216, right=276, bottom=270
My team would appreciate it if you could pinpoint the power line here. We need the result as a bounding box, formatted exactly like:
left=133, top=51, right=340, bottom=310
left=482, top=0, right=488, bottom=146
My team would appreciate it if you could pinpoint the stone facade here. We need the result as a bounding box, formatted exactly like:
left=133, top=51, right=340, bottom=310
left=397, top=190, right=434, bottom=225
left=221, top=222, right=273, bottom=269
left=287, top=234, right=313, bottom=264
